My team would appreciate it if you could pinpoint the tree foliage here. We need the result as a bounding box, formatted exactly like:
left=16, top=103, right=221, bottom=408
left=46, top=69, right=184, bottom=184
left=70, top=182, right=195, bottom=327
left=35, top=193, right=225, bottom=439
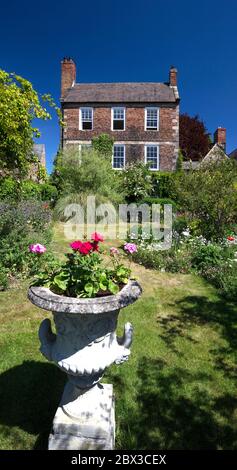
left=179, top=113, right=211, bottom=161
left=173, top=159, right=237, bottom=240
left=0, top=69, right=61, bottom=178
left=52, top=146, right=124, bottom=219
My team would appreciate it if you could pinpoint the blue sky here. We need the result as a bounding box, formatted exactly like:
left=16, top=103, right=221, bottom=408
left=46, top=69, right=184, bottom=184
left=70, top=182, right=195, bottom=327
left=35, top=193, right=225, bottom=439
left=1, top=0, right=237, bottom=173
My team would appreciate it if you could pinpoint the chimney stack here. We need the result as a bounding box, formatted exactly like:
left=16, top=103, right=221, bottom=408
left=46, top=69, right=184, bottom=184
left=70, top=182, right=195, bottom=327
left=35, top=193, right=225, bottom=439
left=214, top=127, right=226, bottom=151
left=61, top=57, right=76, bottom=99
left=169, top=66, right=177, bottom=87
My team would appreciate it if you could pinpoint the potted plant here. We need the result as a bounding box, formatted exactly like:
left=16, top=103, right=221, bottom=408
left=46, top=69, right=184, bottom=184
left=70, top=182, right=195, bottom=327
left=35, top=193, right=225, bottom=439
left=28, top=233, right=142, bottom=450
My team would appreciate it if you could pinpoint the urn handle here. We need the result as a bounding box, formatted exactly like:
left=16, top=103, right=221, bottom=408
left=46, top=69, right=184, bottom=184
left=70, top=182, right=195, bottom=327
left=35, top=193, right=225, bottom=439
left=115, top=322, right=134, bottom=364
left=39, top=318, right=56, bottom=361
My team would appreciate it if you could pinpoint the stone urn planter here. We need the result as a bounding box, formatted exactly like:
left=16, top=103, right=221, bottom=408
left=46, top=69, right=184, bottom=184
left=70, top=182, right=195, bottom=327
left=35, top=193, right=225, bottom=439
left=28, top=279, right=142, bottom=450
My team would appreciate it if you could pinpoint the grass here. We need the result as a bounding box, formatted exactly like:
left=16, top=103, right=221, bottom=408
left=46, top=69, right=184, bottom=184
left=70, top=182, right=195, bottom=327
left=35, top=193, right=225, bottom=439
left=0, top=224, right=237, bottom=449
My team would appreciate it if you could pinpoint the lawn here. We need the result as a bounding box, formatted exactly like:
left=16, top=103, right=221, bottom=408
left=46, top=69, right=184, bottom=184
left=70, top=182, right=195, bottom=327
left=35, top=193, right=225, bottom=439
left=0, top=224, right=237, bottom=449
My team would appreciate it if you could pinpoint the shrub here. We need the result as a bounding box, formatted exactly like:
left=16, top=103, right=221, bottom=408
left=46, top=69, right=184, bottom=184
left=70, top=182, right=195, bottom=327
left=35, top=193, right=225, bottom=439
left=191, top=244, right=223, bottom=272
left=0, top=201, right=53, bottom=282
left=51, top=146, right=124, bottom=210
left=0, top=177, right=18, bottom=200
left=132, top=247, right=165, bottom=270
left=0, top=264, right=8, bottom=290
left=0, top=177, right=58, bottom=204
left=172, top=215, right=189, bottom=234
left=21, top=180, right=42, bottom=199
left=139, top=197, right=177, bottom=211
left=40, top=183, right=58, bottom=203
left=173, top=159, right=237, bottom=240
left=151, top=172, right=176, bottom=198
left=122, top=162, right=152, bottom=202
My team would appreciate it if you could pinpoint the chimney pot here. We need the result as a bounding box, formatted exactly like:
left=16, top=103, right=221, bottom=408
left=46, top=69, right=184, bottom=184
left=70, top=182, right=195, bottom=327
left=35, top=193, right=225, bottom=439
left=169, top=66, right=177, bottom=87
left=214, top=127, right=226, bottom=152
left=61, top=58, right=76, bottom=99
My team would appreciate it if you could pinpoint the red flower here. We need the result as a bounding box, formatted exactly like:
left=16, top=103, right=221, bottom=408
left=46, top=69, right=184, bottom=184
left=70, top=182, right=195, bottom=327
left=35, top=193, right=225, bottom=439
left=79, top=241, right=93, bottom=255
left=91, top=232, right=104, bottom=242
left=92, top=241, right=100, bottom=252
left=227, top=236, right=235, bottom=241
left=70, top=240, right=83, bottom=251
left=70, top=240, right=93, bottom=255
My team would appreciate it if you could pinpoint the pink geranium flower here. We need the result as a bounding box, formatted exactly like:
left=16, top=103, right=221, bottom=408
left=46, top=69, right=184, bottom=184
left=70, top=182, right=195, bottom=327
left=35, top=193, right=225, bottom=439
left=91, top=232, right=104, bottom=242
left=70, top=240, right=93, bottom=255
left=124, top=242, right=137, bottom=254
left=29, top=243, right=47, bottom=254
left=110, top=247, right=119, bottom=256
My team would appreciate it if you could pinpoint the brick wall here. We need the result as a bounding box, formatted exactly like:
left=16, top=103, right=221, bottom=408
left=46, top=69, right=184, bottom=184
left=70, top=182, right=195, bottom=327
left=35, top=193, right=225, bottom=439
left=62, top=103, right=179, bottom=171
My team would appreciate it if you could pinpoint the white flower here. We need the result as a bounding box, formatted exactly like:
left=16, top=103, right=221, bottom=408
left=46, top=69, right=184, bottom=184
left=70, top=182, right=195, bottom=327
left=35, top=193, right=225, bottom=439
left=182, top=230, right=190, bottom=237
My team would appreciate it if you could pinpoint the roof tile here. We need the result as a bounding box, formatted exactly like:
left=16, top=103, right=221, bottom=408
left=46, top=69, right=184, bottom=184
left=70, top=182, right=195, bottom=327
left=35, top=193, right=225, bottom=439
left=63, top=82, right=177, bottom=103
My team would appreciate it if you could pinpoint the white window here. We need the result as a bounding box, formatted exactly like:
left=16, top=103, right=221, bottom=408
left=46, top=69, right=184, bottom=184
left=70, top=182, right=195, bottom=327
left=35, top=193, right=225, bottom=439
left=113, top=144, right=125, bottom=169
left=145, top=145, right=159, bottom=170
left=145, top=107, right=159, bottom=130
left=112, top=107, right=125, bottom=130
left=80, top=107, right=93, bottom=130
left=79, top=143, right=92, bottom=156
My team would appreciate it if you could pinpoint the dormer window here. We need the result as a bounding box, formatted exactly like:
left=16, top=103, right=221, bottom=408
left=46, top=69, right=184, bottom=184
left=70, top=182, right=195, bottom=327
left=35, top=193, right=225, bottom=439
left=79, top=107, right=93, bottom=130
left=145, top=107, right=159, bottom=131
left=112, top=107, right=125, bottom=131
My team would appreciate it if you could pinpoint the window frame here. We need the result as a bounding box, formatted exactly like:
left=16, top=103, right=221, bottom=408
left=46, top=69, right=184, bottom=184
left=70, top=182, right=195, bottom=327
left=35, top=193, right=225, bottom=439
left=79, top=107, right=93, bottom=131
left=112, top=144, right=126, bottom=169
left=144, top=144, right=159, bottom=171
left=111, top=107, right=126, bottom=131
left=145, top=107, right=159, bottom=131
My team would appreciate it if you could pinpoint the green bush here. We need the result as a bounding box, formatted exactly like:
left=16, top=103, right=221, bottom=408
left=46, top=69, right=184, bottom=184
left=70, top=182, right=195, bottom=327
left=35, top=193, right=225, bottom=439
left=51, top=146, right=124, bottom=210
left=0, top=177, right=58, bottom=204
left=21, top=180, right=41, bottom=199
left=0, top=177, right=18, bottom=200
left=215, top=264, right=237, bottom=299
left=172, top=215, right=189, bottom=234
left=122, top=162, right=152, bottom=202
left=0, top=202, right=53, bottom=284
left=40, top=183, right=58, bottom=203
left=0, top=264, right=8, bottom=290
left=172, top=159, right=237, bottom=240
left=132, top=247, right=165, bottom=270
left=191, top=244, right=223, bottom=271
left=151, top=172, right=176, bottom=198
left=140, top=197, right=177, bottom=211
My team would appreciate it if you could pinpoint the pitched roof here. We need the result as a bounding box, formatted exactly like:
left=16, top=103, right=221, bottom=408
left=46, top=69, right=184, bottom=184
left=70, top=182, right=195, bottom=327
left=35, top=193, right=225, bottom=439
left=199, top=144, right=228, bottom=166
left=62, top=82, right=178, bottom=103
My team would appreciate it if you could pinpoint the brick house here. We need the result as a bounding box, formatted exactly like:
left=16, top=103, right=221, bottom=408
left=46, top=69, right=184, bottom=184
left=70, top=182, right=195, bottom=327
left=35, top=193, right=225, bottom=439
left=60, top=58, right=180, bottom=171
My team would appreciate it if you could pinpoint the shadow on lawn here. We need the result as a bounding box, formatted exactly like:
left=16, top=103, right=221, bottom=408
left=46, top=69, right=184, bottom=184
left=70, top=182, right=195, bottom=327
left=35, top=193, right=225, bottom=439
left=157, top=294, right=237, bottom=372
left=122, top=357, right=237, bottom=450
left=0, top=360, right=65, bottom=449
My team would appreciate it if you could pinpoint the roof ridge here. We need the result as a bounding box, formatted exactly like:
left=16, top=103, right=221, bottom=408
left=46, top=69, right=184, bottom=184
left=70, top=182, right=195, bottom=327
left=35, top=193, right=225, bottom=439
left=74, top=81, right=166, bottom=86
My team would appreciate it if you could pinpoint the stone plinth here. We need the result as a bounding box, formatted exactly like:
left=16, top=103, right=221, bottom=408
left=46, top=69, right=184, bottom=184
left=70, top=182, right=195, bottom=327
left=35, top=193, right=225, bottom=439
left=49, top=384, right=115, bottom=450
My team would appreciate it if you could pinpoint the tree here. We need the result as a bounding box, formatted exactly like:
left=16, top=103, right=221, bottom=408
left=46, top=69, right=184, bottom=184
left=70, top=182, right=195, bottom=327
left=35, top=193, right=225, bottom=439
left=52, top=146, right=125, bottom=219
left=179, top=113, right=211, bottom=161
left=0, top=69, right=61, bottom=178
left=173, top=159, right=237, bottom=240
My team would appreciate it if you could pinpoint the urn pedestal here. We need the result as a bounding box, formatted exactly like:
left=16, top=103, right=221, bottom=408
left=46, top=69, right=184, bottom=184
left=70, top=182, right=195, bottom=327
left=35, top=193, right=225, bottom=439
left=28, top=280, right=142, bottom=450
